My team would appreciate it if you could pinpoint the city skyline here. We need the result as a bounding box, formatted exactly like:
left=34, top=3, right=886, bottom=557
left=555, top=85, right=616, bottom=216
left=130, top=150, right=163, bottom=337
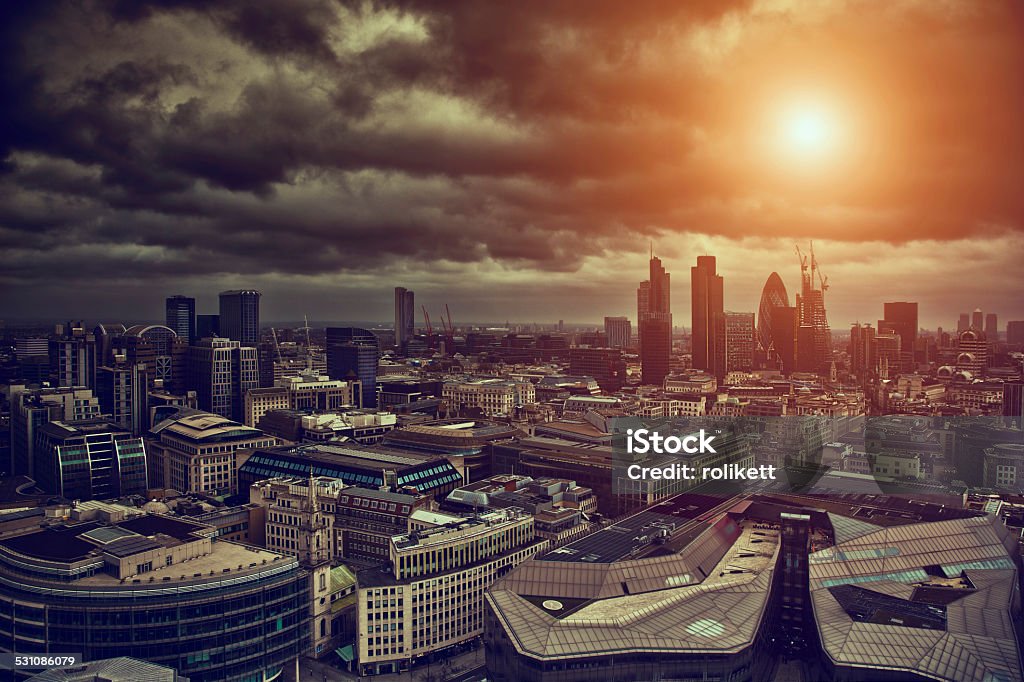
left=1, top=3, right=1023, bottom=327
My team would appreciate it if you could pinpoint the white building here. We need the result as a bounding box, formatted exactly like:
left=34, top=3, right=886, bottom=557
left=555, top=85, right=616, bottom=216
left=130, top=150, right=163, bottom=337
left=442, top=379, right=536, bottom=417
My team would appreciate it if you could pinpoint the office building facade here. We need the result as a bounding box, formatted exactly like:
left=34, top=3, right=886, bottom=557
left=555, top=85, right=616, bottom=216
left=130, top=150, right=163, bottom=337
left=165, top=295, right=196, bottom=341
left=219, top=289, right=261, bottom=346
left=691, top=255, right=723, bottom=378
left=326, top=328, right=379, bottom=409
left=33, top=419, right=147, bottom=501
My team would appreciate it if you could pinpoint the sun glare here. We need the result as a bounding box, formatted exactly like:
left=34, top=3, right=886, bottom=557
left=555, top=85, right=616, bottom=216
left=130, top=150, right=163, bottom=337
left=786, top=109, right=830, bottom=150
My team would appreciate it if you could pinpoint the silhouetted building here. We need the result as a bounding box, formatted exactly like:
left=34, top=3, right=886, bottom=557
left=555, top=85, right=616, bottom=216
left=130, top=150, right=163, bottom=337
left=638, top=254, right=672, bottom=386
left=880, top=301, right=917, bottom=371
left=985, top=312, right=998, bottom=341
left=958, top=312, right=970, bottom=332
left=165, top=295, right=196, bottom=341
left=218, top=289, right=261, bottom=345
left=49, top=321, right=97, bottom=388
left=394, top=286, right=415, bottom=351
left=772, top=306, right=799, bottom=375
left=1004, top=382, right=1024, bottom=425
left=326, top=327, right=379, bottom=408
left=691, top=255, right=723, bottom=378
left=972, top=308, right=984, bottom=331
left=1008, top=321, right=1024, bottom=345
left=795, top=244, right=832, bottom=373
left=196, top=313, right=219, bottom=339
left=849, top=323, right=875, bottom=380
left=756, top=272, right=790, bottom=369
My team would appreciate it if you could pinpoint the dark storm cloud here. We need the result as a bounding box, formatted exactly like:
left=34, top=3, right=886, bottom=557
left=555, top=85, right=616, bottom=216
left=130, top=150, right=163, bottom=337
left=0, top=0, right=1022, bottom=323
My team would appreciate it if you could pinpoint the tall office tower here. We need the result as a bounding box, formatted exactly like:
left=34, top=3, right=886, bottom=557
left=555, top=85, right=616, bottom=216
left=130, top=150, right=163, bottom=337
left=880, top=301, right=918, bottom=371
left=794, top=244, right=832, bottom=373
left=394, top=287, right=415, bottom=351
left=848, top=323, right=876, bottom=380
left=604, top=316, right=632, bottom=349
left=326, top=327, right=379, bottom=408
left=691, top=255, right=724, bottom=379
left=96, top=356, right=150, bottom=436
left=958, top=313, right=970, bottom=332
left=33, top=419, right=147, bottom=501
left=639, top=253, right=672, bottom=386
left=1008, top=321, right=1024, bottom=345
left=718, top=311, right=755, bottom=374
left=956, top=328, right=987, bottom=377
left=772, top=306, right=799, bottom=375
left=49, top=321, right=98, bottom=388
left=165, top=295, right=196, bottom=341
left=756, top=272, right=790, bottom=369
left=196, top=313, right=220, bottom=339
left=1004, top=382, right=1024, bottom=426
left=219, top=289, right=261, bottom=345
left=186, top=337, right=259, bottom=421
left=971, top=308, right=984, bottom=330
left=985, top=313, right=998, bottom=341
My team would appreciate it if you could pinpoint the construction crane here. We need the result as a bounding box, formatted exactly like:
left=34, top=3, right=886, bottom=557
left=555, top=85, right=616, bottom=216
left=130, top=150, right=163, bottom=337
left=421, top=305, right=433, bottom=336
left=270, top=327, right=284, bottom=363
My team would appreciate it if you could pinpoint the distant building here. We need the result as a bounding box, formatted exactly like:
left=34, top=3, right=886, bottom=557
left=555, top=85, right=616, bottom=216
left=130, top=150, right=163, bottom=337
left=165, top=295, right=196, bottom=341
left=186, top=337, right=258, bottom=422
left=603, top=316, right=632, bottom=349
left=756, top=272, right=790, bottom=370
left=985, top=312, right=999, bottom=342
left=568, top=347, right=626, bottom=392
left=691, top=255, right=723, bottom=378
left=721, top=311, right=755, bottom=373
left=394, top=287, right=415, bottom=352
left=326, top=327, right=379, bottom=409
left=218, top=289, right=261, bottom=345
left=243, top=370, right=360, bottom=427
left=33, top=419, right=147, bottom=501
left=640, top=254, right=673, bottom=386
left=442, top=379, right=535, bottom=417
left=956, top=328, right=987, bottom=378
left=49, top=321, right=97, bottom=388
left=195, top=313, right=219, bottom=339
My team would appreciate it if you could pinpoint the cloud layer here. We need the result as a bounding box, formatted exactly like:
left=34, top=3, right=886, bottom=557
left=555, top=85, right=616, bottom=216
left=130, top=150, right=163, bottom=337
left=1, top=0, right=1022, bottom=327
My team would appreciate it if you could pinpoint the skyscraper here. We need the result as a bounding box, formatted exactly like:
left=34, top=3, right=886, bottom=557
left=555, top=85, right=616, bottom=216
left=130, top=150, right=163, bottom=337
left=957, top=313, right=970, bottom=332
left=848, top=323, right=875, bottom=380
left=691, top=255, right=723, bottom=378
left=196, top=313, right=220, bottom=339
left=186, top=337, right=259, bottom=421
left=756, top=272, right=790, bottom=369
left=394, top=287, right=415, bottom=351
left=604, top=316, right=632, bottom=349
left=326, top=327, right=379, bottom=408
left=1008, top=321, right=1024, bottom=345
left=880, top=301, right=917, bottom=372
left=219, top=289, right=261, bottom=345
left=638, top=253, right=672, bottom=386
left=794, top=244, right=832, bottom=373
left=985, top=313, right=998, bottom=341
left=720, top=311, right=755, bottom=374
left=971, top=308, right=984, bottom=330
left=165, top=295, right=196, bottom=341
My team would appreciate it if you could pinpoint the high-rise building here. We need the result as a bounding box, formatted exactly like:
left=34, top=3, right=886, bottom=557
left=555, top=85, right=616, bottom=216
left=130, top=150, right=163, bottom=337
left=326, top=327, right=379, bottom=408
left=394, top=287, right=415, bottom=351
left=34, top=419, right=147, bottom=500
left=1008, top=321, right=1024, bottom=345
left=971, top=308, right=984, bottom=331
left=604, top=316, right=632, bottom=349
left=638, top=254, right=672, bottom=386
left=186, top=337, right=259, bottom=422
left=756, top=272, right=790, bottom=369
left=218, top=289, right=261, bottom=345
left=956, top=328, right=987, bottom=377
left=690, top=256, right=723, bottom=379
left=49, top=321, right=97, bottom=388
left=720, top=311, right=755, bottom=374
left=196, top=313, right=220, bottom=339
left=958, top=313, right=970, bottom=332
left=985, top=312, right=998, bottom=341
left=848, top=323, right=876, bottom=380
left=772, top=306, right=799, bottom=375
left=880, top=302, right=918, bottom=372
left=165, top=295, right=196, bottom=341
left=96, top=355, right=150, bottom=436
left=794, top=244, right=832, bottom=373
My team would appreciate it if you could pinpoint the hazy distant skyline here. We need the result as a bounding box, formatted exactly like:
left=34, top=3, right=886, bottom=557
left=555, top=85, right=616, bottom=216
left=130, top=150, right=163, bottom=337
left=2, top=1, right=1022, bottom=329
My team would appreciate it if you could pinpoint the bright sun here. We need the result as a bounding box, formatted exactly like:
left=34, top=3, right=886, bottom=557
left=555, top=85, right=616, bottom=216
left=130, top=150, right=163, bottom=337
left=786, top=109, right=830, bottom=150
left=772, top=98, right=842, bottom=162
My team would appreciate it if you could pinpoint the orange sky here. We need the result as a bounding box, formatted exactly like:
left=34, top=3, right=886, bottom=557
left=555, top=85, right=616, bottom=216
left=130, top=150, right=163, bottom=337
left=0, top=0, right=1022, bottom=328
